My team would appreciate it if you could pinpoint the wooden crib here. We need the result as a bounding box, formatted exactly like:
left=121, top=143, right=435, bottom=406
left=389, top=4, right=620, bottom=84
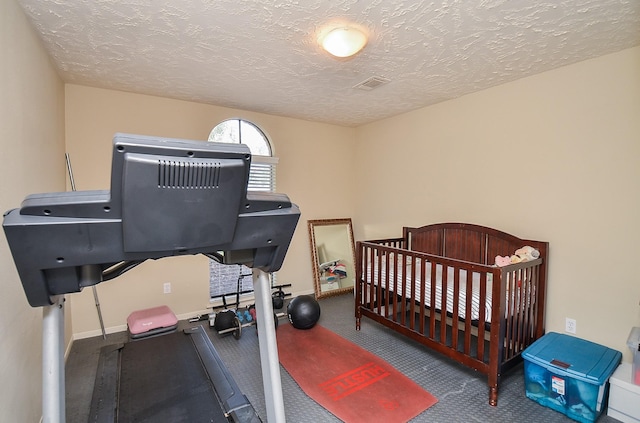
left=355, top=222, right=548, bottom=406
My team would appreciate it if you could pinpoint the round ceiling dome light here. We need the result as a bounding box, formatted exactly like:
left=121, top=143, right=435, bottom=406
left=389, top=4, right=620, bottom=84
left=321, top=27, right=368, bottom=58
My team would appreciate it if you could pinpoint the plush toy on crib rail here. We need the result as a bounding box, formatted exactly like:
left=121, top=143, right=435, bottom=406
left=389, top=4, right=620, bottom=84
left=494, top=255, right=512, bottom=267
left=512, top=246, right=540, bottom=262
left=495, top=245, right=540, bottom=267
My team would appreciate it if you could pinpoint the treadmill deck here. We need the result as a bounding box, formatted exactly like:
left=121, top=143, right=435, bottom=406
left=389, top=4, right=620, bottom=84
left=89, top=326, right=261, bottom=423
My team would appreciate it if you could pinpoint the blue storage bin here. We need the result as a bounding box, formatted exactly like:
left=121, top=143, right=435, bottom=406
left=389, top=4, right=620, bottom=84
left=522, top=332, right=621, bottom=423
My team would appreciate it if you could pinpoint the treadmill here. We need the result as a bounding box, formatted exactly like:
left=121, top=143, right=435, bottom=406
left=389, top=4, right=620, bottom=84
left=3, top=133, right=300, bottom=423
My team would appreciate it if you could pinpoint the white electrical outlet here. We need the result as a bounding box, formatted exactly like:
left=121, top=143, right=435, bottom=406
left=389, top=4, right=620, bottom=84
left=163, top=282, right=171, bottom=294
left=565, top=318, right=576, bottom=334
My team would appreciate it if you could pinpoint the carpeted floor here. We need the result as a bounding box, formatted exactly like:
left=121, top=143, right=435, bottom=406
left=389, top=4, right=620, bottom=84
left=66, top=294, right=622, bottom=422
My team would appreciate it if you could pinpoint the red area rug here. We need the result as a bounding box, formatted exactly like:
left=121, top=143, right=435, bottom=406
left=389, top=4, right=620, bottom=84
left=277, top=323, right=437, bottom=423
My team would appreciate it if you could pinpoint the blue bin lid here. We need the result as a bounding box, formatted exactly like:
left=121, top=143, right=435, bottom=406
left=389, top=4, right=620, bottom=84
left=522, top=332, right=621, bottom=385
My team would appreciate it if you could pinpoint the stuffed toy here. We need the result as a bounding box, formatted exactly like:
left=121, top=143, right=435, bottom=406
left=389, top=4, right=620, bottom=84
left=494, top=255, right=512, bottom=267
left=514, top=246, right=540, bottom=262
left=495, top=246, right=540, bottom=267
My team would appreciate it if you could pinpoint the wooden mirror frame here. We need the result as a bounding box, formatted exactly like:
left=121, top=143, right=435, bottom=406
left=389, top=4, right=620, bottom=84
left=307, top=218, right=356, bottom=299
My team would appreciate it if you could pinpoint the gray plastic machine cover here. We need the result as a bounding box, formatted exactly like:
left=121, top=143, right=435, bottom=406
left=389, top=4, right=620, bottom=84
left=3, top=133, right=300, bottom=307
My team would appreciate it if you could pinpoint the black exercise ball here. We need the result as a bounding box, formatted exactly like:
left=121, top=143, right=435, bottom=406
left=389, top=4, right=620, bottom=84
left=214, top=310, right=236, bottom=331
left=287, top=295, right=321, bottom=329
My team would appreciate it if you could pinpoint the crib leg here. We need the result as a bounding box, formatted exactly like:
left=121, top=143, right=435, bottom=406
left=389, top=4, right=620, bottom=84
left=356, top=317, right=361, bottom=330
left=489, top=386, right=498, bottom=406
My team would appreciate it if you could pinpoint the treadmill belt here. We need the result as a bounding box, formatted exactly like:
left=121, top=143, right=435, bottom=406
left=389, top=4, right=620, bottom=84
left=119, top=331, right=225, bottom=422
left=89, top=326, right=261, bottom=423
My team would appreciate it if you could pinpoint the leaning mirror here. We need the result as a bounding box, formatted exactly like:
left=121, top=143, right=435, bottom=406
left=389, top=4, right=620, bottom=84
left=308, top=218, right=356, bottom=299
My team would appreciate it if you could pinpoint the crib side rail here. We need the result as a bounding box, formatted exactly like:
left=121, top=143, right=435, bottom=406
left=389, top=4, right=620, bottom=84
left=356, top=240, right=498, bottom=334
left=362, top=237, right=405, bottom=248
left=356, top=241, right=546, bottom=363
left=356, top=241, right=401, bottom=325
left=491, top=258, right=545, bottom=359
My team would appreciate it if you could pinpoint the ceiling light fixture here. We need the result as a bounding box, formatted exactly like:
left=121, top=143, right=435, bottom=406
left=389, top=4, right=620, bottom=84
left=321, top=27, right=368, bottom=58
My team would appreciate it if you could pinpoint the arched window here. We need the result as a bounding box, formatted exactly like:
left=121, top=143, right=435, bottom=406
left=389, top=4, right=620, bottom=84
left=208, top=119, right=277, bottom=192
left=208, top=119, right=278, bottom=303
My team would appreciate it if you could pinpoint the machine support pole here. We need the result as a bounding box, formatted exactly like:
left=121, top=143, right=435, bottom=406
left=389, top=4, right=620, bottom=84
left=42, top=295, right=65, bottom=423
left=66, top=153, right=107, bottom=339
left=253, top=269, right=286, bottom=423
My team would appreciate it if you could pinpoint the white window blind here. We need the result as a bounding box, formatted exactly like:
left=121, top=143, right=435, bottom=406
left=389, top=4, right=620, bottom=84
left=249, top=155, right=278, bottom=191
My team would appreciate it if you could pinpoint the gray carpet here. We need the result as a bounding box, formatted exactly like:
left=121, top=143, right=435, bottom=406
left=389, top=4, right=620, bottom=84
left=66, top=294, right=621, bottom=422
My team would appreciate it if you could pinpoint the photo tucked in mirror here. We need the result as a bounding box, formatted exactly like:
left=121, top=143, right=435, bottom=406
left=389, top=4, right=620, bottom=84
left=307, top=218, right=356, bottom=299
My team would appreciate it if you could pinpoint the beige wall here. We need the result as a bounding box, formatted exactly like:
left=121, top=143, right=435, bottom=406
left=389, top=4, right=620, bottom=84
left=354, top=46, right=640, bottom=361
left=3, top=3, right=639, bottom=420
left=0, top=1, right=66, bottom=421
left=67, top=48, right=640, bottom=360
left=65, top=85, right=357, bottom=335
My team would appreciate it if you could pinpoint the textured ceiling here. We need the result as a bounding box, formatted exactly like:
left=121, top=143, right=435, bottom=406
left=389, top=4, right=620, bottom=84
left=17, top=0, right=640, bottom=127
